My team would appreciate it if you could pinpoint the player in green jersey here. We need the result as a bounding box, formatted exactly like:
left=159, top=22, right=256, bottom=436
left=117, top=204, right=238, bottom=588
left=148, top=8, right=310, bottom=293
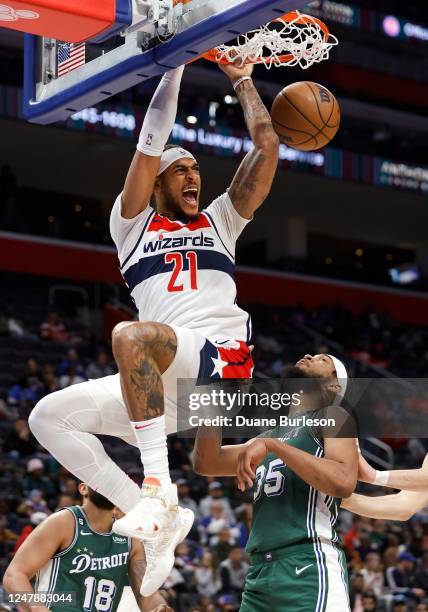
left=3, top=483, right=170, bottom=612
left=193, top=353, right=358, bottom=612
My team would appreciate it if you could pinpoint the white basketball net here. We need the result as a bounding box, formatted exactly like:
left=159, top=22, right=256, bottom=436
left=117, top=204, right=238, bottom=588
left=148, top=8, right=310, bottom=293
left=214, top=11, right=338, bottom=70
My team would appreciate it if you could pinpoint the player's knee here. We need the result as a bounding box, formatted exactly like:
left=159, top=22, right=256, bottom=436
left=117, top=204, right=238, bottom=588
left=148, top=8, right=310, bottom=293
left=29, top=393, right=60, bottom=442
left=112, top=320, right=159, bottom=361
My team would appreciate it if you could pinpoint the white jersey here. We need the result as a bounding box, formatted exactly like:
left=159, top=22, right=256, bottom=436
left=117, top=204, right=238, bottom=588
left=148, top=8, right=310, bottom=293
left=110, top=191, right=252, bottom=342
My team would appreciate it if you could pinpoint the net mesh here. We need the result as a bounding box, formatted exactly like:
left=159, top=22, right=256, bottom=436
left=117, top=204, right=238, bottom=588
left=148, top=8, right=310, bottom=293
left=211, top=11, right=338, bottom=70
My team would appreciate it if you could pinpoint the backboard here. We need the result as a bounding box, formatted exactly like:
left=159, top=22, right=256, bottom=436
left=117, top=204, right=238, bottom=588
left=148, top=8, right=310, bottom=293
left=23, top=0, right=310, bottom=124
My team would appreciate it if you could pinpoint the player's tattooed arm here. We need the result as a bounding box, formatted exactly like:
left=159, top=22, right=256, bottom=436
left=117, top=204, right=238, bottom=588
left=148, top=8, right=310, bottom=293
left=128, top=541, right=172, bottom=611
left=112, top=321, right=177, bottom=421
left=219, top=62, right=279, bottom=218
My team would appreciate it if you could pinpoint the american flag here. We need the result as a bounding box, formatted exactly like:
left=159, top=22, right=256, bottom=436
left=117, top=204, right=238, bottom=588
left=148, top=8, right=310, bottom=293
left=57, top=42, right=85, bottom=77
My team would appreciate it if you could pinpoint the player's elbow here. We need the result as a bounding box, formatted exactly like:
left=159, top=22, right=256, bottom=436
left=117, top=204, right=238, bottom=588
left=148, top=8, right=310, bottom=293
left=335, top=475, right=357, bottom=498
left=256, top=130, right=279, bottom=154
left=192, top=450, right=212, bottom=476
left=3, top=565, right=20, bottom=593
left=397, top=509, right=414, bottom=521
left=396, top=503, right=421, bottom=521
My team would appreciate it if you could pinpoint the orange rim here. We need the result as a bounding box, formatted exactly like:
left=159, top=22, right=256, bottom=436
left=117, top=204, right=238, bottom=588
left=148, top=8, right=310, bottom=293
left=199, top=11, right=330, bottom=65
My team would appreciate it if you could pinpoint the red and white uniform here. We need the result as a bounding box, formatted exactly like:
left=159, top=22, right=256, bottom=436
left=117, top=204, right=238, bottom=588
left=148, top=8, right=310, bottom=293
left=85, top=191, right=254, bottom=434
left=110, top=190, right=251, bottom=343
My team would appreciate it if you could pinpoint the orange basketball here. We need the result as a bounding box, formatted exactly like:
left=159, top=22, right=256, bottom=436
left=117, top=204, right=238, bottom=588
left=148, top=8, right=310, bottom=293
left=271, top=81, right=340, bottom=151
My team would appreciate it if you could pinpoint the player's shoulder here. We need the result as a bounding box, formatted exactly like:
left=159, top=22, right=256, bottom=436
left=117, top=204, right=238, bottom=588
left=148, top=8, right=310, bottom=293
left=43, top=507, right=76, bottom=531
left=204, top=191, right=231, bottom=214
left=29, top=507, right=76, bottom=550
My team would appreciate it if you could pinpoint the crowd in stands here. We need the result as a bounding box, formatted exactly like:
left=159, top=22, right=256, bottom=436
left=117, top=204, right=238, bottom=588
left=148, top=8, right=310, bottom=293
left=0, top=279, right=428, bottom=609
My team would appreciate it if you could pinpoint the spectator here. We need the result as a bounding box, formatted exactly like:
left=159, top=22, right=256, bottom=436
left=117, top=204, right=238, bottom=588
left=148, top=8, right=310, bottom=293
left=2, top=419, right=38, bottom=457
left=349, top=572, right=365, bottom=612
left=199, top=501, right=239, bottom=547
left=57, top=348, right=85, bottom=378
left=194, top=551, right=220, bottom=599
left=200, top=482, right=233, bottom=521
left=13, top=511, right=48, bottom=552
left=212, top=528, right=234, bottom=566
left=24, top=359, right=41, bottom=380
left=235, top=503, right=252, bottom=548
left=0, top=514, right=18, bottom=551
left=23, top=458, right=56, bottom=499
left=361, top=592, right=377, bottom=611
left=40, top=311, right=69, bottom=343
left=86, top=351, right=115, bottom=379
left=414, top=551, right=428, bottom=591
left=415, top=604, right=428, bottom=612
left=59, top=365, right=86, bottom=389
left=60, top=477, right=78, bottom=497
left=219, top=548, right=248, bottom=598
left=391, top=595, right=409, bottom=612
left=55, top=494, right=75, bottom=511
left=174, top=541, right=195, bottom=580
left=176, top=479, right=199, bottom=517
left=17, top=489, right=50, bottom=517
left=385, top=551, right=425, bottom=603
left=360, top=552, right=384, bottom=597
left=217, top=593, right=239, bottom=611
left=8, top=376, right=45, bottom=409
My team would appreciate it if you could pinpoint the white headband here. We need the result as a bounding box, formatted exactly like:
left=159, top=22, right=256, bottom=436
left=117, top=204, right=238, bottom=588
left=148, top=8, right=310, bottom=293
left=327, top=354, right=348, bottom=404
left=157, top=147, right=196, bottom=176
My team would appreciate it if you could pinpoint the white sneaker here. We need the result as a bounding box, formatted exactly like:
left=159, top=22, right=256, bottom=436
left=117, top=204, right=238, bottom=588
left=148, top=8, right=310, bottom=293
left=112, top=477, right=194, bottom=596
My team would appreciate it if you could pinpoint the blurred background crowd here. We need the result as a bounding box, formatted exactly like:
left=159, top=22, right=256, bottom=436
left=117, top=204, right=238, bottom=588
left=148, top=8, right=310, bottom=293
left=1, top=0, right=428, bottom=609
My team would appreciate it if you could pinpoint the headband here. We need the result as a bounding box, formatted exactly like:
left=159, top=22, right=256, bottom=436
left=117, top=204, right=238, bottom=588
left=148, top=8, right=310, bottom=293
left=327, top=354, right=348, bottom=404
left=157, top=147, right=197, bottom=176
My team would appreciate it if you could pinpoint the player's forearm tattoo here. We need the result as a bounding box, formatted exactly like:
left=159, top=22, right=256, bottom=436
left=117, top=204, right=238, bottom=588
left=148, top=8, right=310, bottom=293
left=129, top=557, right=147, bottom=608
left=230, top=148, right=267, bottom=205
left=235, top=81, right=275, bottom=145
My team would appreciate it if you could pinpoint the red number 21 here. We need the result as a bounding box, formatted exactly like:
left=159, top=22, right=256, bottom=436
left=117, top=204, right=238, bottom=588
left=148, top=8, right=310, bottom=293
left=165, top=251, right=198, bottom=292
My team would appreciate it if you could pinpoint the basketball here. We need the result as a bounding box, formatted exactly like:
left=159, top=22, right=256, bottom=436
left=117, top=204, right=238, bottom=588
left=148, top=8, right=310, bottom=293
left=271, top=81, right=341, bottom=151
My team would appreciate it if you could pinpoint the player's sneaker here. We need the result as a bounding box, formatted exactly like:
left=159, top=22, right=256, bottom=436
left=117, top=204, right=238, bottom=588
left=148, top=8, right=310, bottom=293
left=140, top=502, right=194, bottom=596
left=112, top=477, right=194, bottom=596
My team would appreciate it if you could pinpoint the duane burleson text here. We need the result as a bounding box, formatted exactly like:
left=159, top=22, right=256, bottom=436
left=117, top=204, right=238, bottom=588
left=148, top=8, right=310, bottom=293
left=188, top=415, right=336, bottom=428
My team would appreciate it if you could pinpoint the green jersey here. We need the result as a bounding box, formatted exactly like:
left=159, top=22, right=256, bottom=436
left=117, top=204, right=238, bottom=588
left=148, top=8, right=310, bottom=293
left=35, top=506, right=131, bottom=612
left=246, top=415, right=341, bottom=554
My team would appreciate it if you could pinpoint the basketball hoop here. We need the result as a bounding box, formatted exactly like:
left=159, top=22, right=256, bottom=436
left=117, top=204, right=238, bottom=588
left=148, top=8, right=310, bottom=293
left=201, top=11, right=338, bottom=70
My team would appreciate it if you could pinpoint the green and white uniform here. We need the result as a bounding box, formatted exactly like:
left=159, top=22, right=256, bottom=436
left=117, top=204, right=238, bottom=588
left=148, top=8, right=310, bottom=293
left=241, top=415, right=350, bottom=612
left=35, top=506, right=131, bottom=611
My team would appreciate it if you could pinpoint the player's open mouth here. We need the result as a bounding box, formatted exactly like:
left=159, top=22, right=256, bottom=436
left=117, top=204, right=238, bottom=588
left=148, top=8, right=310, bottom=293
left=296, top=358, right=308, bottom=366
left=182, top=188, right=198, bottom=205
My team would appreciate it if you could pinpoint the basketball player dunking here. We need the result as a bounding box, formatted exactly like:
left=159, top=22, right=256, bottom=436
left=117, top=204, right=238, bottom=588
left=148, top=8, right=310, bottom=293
left=29, top=60, right=280, bottom=594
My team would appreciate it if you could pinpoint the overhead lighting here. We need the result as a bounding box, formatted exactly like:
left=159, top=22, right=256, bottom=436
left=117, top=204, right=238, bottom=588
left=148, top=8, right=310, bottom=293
left=186, top=115, right=198, bottom=125
left=325, top=257, right=333, bottom=265
left=383, top=15, right=401, bottom=38
left=355, top=248, right=364, bottom=257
